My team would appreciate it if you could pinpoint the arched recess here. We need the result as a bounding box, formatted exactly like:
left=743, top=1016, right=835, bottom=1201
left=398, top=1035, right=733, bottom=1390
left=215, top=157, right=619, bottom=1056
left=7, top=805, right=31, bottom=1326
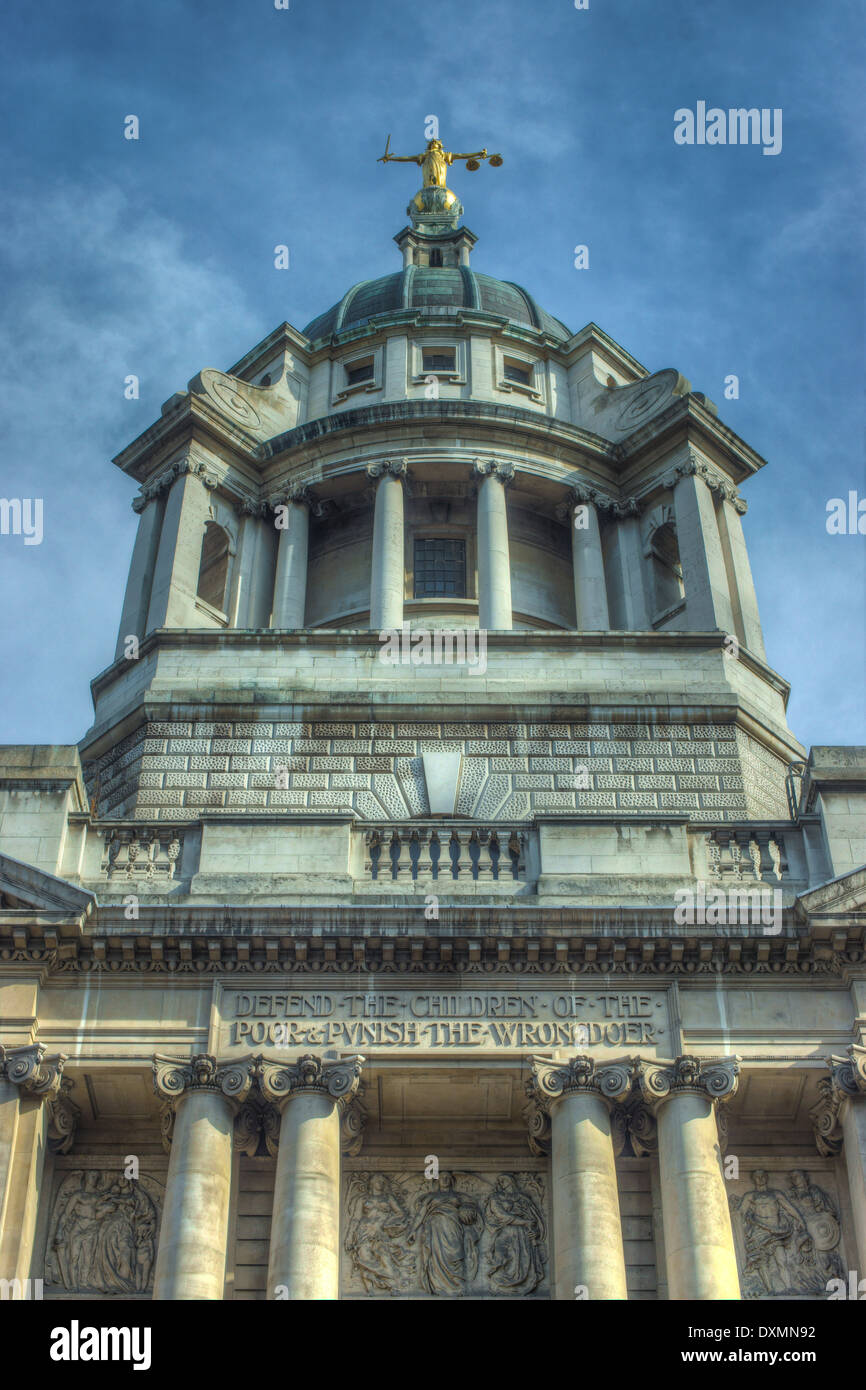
left=642, top=503, right=684, bottom=622
left=197, top=521, right=231, bottom=613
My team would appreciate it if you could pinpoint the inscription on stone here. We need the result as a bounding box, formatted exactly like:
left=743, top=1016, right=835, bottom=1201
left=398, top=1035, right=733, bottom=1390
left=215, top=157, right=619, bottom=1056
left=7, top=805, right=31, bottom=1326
left=217, top=987, right=668, bottom=1052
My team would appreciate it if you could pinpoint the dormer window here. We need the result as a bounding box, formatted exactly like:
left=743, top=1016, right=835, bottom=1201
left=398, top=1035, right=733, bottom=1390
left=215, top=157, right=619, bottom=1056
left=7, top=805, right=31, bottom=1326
left=503, top=359, right=532, bottom=386
left=423, top=350, right=456, bottom=374
left=346, top=358, right=375, bottom=387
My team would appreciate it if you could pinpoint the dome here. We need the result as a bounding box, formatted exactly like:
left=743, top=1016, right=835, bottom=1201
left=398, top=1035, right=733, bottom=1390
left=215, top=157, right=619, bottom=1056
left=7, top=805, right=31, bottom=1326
left=303, top=266, right=571, bottom=343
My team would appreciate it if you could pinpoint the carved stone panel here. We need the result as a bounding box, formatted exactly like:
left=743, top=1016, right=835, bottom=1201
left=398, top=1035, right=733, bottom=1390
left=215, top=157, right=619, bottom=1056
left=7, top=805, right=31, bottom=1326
left=342, top=1168, right=549, bottom=1299
left=45, top=1170, right=163, bottom=1296
left=728, top=1165, right=848, bottom=1299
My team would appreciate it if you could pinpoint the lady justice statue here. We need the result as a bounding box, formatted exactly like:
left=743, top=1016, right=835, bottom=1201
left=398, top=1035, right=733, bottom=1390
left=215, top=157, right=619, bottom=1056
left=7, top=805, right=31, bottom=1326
left=379, top=133, right=502, bottom=221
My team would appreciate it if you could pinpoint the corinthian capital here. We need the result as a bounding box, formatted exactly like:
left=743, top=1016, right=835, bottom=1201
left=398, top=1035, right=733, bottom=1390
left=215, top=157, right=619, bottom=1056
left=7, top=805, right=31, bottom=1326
left=638, top=1054, right=740, bottom=1111
left=526, top=1053, right=634, bottom=1113
left=0, top=1042, right=66, bottom=1099
left=472, top=458, right=515, bottom=485
left=366, top=458, right=408, bottom=481
left=152, top=1052, right=255, bottom=1109
left=258, top=1052, right=364, bottom=1111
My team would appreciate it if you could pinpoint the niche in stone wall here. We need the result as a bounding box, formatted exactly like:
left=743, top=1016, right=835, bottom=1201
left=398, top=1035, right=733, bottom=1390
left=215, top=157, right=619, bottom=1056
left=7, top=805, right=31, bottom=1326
left=642, top=502, right=684, bottom=625
left=197, top=520, right=231, bottom=613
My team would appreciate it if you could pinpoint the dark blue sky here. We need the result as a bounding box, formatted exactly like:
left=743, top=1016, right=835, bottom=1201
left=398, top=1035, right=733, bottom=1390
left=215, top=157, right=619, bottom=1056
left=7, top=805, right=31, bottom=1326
left=0, top=0, right=863, bottom=750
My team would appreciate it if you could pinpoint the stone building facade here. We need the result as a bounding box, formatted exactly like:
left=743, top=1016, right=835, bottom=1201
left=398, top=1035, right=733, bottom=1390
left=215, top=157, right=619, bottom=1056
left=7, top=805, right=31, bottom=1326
left=1, top=162, right=865, bottom=1301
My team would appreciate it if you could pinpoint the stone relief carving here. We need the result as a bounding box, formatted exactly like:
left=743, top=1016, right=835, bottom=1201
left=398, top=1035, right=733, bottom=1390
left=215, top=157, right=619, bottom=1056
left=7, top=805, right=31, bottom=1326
left=343, top=1170, right=548, bottom=1298
left=45, top=1170, right=162, bottom=1295
left=729, top=1168, right=846, bottom=1299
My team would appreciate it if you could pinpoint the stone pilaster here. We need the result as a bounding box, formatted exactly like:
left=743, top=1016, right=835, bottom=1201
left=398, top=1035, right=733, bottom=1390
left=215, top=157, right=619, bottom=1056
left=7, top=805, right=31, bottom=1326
left=0, top=1043, right=66, bottom=1286
left=259, top=1053, right=364, bottom=1300
left=367, top=460, right=407, bottom=630
left=526, top=1054, right=632, bottom=1299
left=812, top=1045, right=866, bottom=1271
left=666, top=455, right=736, bottom=633
left=639, top=1054, right=740, bottom=1300
left=473, top=459, right=513, bottom=630
left=115, top=490, right=165, bottom=658
left=152, top=1052, right=255, bottom=1300
left=146, top=457, right=220, bottom=630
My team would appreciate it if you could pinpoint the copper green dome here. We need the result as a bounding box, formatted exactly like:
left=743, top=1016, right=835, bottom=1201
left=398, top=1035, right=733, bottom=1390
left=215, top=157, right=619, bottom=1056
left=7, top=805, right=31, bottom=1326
left=303, top=266, right=571, bottom=343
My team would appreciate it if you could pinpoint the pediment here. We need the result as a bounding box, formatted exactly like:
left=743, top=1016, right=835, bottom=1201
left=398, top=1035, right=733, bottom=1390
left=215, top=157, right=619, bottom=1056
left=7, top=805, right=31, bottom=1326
left=795, top=863, right=866, bottom=918
left=0, top=854, right=95, bottom=916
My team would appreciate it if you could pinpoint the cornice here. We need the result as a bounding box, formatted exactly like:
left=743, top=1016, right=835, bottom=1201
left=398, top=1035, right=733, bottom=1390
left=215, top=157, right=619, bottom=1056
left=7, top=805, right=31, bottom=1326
left=3, top=916, right=863, bottom=978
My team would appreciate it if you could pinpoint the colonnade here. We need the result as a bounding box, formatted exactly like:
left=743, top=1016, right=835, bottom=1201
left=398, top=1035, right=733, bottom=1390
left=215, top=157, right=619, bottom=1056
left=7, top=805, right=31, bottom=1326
left=2, top=1042, right=866, bottom=1298
left=116, top=450, right=766, bottom=651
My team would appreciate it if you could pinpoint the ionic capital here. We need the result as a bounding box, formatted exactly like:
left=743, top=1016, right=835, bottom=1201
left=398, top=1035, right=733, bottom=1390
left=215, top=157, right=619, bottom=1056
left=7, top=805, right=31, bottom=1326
left=152, top=1052, right=256, bottom=1111
left=366, top=458, right=409, bottom=482
left=812, top=1045, right=866, bottom=1155
left=0, top=1042, right=66, bottom=1100
left=472, top=457, right=515, bottom=486
left=269, top=485, right=330, bottom=518
left=638, top=1054, right=740, bottom=1112
left=257, top=1052, right=364, bottom=1112
left=47, top=1077, right=81, bottom=1154
left=526, top=1053, right=634, bottom=1115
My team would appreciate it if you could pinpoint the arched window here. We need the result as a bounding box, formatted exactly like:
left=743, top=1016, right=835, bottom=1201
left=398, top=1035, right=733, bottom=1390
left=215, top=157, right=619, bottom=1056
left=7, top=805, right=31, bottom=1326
left=197, top=522, right=230, bottom=612
left=648, top=520, right=684, bottom=616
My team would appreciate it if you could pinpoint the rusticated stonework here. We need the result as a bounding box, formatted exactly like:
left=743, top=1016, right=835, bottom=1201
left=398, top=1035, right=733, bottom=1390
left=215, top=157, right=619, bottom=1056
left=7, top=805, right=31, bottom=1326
left=342, top=1168, right=549, bottom=1298
left=85, top=717, right=787, bottom=823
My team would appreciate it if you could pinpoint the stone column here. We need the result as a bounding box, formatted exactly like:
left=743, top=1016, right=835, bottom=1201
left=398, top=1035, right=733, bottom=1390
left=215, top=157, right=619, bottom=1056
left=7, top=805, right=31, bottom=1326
left=146, top=458, right=218, bottom=630
left=230, top=501, right=277, bottom=630
left=367, top=460, right=407, bottom=631
left=527, top=1054, right=632, bottom=1299
left=152, top=1053, right=255, bottom=1300
left=0, top=1044, right=67, bottom=1287
left=566, top=487, right=611, bottom=630
left=668, top=455, right=736, bottom=633
left=639, top=1055, right=741, bottom=1300
left=271, top=488, right=314, bottom=629
left=600, top=500, right=650, bottom=630
left=259, top=1053, right=364, bottom=1300
left=473, top=459, right=514, bottom=630
left=114, top=491, right=166, bottom=659
left=813, top=1045, right=866, bottom=1271
left=714, top=490, right=767, bottom=659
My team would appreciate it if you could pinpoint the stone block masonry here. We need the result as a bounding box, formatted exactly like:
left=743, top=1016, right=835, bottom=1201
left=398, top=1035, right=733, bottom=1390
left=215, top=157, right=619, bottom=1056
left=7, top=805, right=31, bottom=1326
left=84, top=718, right=789, bottom=823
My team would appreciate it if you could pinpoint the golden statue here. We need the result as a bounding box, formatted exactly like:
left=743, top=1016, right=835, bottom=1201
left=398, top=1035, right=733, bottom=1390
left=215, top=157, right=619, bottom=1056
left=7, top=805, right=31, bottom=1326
left=379, top=135, right=502, bottom=216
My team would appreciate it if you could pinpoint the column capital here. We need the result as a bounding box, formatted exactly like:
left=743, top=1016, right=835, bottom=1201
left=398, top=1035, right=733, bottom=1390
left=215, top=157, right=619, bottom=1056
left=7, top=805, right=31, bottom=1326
left=257, top=1052, right=364, bottom=1111
left=0, top=1042, right=66, bottom=1100
left=366, top=458, right=408, bottom=481
left=662, top=453, right=742, bottom=507
left=811, top=1046, right=866, bottom=1156
left=134, top=455, right=219, bottom=511
left=152, top=1052, right=256, bottom=1110
left=638, top=1054, right=740, bottom=1112
left=526, top=1053, right=634, bottom=1114
left=472, top=457, right=515, bottom=485
left=47, top=1077, right=81, bottom=1154
left=269, top=485, right=330, bottom=518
